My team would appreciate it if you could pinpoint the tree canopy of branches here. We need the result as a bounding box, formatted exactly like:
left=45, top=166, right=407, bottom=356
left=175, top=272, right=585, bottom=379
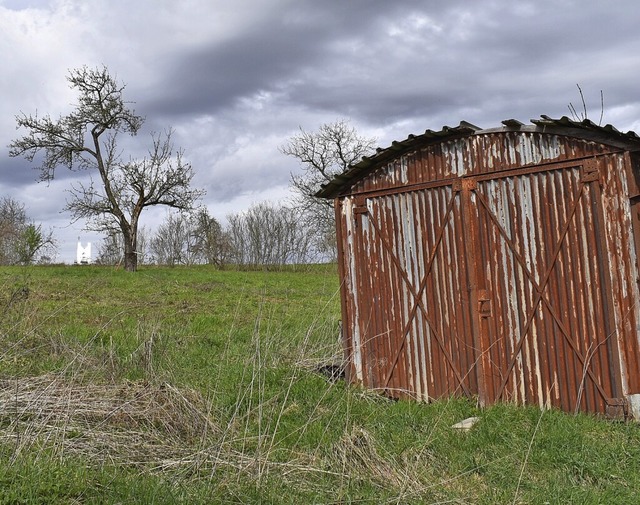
left=0, top=197, right=55, bottom=265
left=9, top=65, right=204, bottom=271
left=281, top=119, right=376, bottom=258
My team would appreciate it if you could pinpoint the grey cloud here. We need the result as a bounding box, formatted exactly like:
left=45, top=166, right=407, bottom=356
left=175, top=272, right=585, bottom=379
left=3, top=0, right=640, bottom=262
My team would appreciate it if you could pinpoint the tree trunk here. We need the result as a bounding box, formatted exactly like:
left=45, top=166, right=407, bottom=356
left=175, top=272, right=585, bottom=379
left=122, top=228, right=138, bottom=272
left=124, top=248, right=137, bottom=271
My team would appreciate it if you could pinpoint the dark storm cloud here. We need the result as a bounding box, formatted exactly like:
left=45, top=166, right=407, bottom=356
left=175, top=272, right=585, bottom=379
left=115, top=0, right=640, bottom=136
left=0, top=153, right=35, bottom=187
left=141, top=0, right=424, bottom=118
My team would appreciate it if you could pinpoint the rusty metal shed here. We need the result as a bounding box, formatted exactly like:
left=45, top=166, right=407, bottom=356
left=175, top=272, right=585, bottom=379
left=317, top=116, right=640, bottom=419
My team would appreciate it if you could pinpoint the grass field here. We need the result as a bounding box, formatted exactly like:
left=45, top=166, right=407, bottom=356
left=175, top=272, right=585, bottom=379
left=1, top=264, right=639, bottom=504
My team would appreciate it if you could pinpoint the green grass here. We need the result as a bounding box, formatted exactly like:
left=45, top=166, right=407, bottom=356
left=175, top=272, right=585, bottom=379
left=0, top=264, right=639, bottom=504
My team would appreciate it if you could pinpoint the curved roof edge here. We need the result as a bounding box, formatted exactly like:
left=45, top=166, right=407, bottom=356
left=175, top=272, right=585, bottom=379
left=316, top=115, right=640, bottom=199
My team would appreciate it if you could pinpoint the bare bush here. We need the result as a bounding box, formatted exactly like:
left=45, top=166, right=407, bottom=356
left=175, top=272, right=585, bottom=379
left=226, top=201, right=315, bottom=268
left=0, top=197, right=56, bottom=265
left=150, top=213, right=193, bottom=266
left=150, top=208, right=230, bottom=266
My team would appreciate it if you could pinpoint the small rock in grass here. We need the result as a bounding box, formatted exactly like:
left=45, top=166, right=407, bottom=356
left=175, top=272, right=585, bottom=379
left=451, top=416, right=479, bottom=431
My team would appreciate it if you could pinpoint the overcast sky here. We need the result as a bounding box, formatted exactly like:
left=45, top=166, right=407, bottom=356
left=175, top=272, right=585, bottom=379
left=2, top=0, right=640, bottom=263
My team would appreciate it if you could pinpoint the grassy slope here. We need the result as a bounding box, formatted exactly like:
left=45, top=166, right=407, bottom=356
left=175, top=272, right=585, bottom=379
left=0, top=265, right=639, bottom=504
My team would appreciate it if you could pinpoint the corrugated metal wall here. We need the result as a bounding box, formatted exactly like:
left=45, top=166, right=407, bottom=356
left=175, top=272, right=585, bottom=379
left=336, top=131, right=640, bottom=417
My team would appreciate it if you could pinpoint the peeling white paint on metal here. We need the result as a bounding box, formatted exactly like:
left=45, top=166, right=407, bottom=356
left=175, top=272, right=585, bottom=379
left=409, top=314, right=421, bottom=399
left=529, top=320, right=545, bottom=409
left=445, top=190, right=459, bottom=316
left=401, top=193, right=416, bottom=288
left=544, top=135, right=565, bottom=160
left=342, top=198, right=363, bottom=381
left=404, top=192, right=423, bottom=396
left=605, top=156, right=632, bottom=300
left=399, top=195, right=418, bottom=394
left=413, top=191, right=430, bottom=400
left=400, top=156, right=409, bottom=184
left=491, top=177, right=527, bottom=402
left=503, top=134, right=518, bottom=166
left=552, top=370, right=560, bottom=401
left=442, top=139, right=468, bottom=176
left=521, top=175, right=539, bottom=285
left=516, top=135, right=544, bottom=165
left=487, top=140, right=499, bottom=170
left=601, top=155, right=636, bottom=399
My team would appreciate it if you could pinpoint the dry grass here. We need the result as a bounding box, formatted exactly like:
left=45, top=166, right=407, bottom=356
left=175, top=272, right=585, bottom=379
left=0, top=373, right=216, bottom=469
left=0, top=363, right=350, bottom=490
left=333, top=425, right=412, bottom=489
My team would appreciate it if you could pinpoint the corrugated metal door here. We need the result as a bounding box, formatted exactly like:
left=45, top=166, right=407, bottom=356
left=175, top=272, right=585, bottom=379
left=352, top=181, right=478, bottom=401
left=471, top=159, right=624, bottom=415
left=350, top=158, right=626, bottom=415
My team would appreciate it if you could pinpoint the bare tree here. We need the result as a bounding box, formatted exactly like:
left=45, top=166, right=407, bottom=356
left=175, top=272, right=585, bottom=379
left=150, top=209, right=229, bottom=267
left=281, top=119, right=376, bottom=258
left=135, top=226, right=151, bottom=265
left=16, top=224, right=54, bottom=265
left=189, top=208, right=231, bottom=267
left=0, top=197, right=55, bottom=265
left=226, top=201, right=315, bottom=269
left=8, top=65, right=204, bottom=272
left=150, top=213, right=192, bottom=266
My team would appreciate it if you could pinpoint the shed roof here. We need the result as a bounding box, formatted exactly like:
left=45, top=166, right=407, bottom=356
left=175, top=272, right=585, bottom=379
left=316, top=116, right=640, bottom=199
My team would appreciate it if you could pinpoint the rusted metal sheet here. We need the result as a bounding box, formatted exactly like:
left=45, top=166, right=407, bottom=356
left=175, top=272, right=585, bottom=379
left=330, top=118, right=640, bottom=419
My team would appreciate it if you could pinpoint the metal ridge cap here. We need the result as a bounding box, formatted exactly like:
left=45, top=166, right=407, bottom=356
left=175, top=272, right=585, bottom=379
left=531, top=115, right=640, bottom=145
